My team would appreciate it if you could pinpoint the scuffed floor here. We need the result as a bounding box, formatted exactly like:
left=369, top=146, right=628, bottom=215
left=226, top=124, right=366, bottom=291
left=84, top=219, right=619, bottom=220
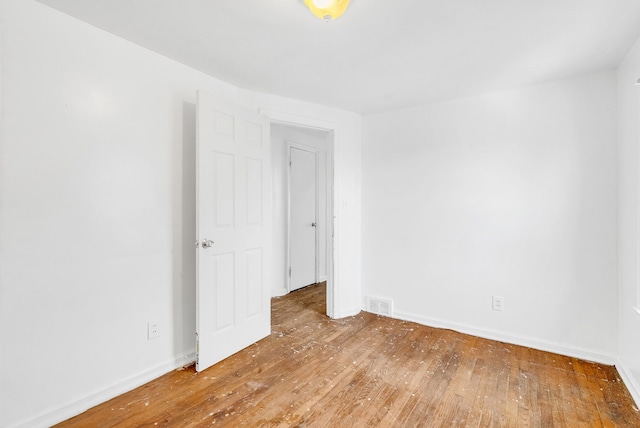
left=57, top=283, right=640, bottom=427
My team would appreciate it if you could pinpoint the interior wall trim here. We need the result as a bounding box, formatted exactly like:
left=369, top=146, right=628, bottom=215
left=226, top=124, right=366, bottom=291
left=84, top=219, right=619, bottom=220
left=616, top=361, right=640, bottom=408
left=12, top=351, right=196, bottom=428
left=376, top=308, right=617, bottom=366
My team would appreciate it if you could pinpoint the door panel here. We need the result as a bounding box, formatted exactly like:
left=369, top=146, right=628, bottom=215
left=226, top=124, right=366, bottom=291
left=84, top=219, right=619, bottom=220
left=196, top=91, right=271, bottom=372
left=213, top=253, right=234, bottom=331
left=246, top=248, right=263, bottom=318
left=213, top=152, right=235, bottom=227
left=246, top=159, right=263, bottom=225
left=289, top=146, right=318, bottom=291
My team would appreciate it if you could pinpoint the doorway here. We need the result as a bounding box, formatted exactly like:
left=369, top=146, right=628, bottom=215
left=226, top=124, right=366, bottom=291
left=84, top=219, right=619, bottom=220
left=270, top=122, right=333, bottom=312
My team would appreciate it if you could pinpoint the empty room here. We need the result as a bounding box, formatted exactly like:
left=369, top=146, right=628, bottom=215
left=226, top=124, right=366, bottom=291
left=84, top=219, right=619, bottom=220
left=1, top=0, right=640, bottom=426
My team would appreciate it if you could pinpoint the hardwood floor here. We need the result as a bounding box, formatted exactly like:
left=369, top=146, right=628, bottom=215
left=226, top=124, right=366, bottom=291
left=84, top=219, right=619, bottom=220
left=57, top=283, right=640, bottom=427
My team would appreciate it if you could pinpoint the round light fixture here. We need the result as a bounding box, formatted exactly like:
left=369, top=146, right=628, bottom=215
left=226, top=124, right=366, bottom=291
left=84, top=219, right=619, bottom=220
left=304, top=0, right=351, bottom=22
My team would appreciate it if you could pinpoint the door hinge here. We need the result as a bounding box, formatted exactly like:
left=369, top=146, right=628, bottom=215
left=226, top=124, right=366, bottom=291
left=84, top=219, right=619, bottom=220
left=289, top=267, right=292, bottom=277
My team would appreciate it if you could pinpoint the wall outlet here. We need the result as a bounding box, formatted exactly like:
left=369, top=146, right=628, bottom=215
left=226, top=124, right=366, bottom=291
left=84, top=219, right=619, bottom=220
left=148, top=320, right=160, bottom=340
left=492, top=296, right=504, bottom=311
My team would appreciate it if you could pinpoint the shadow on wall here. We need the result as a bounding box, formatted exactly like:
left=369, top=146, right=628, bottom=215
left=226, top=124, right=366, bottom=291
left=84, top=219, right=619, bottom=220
left=172, top=100, right=197, bottom=358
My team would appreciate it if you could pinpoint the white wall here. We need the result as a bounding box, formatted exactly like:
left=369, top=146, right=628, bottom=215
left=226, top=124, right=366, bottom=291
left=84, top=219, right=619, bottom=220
left=0, top=1, right=361, bottom=426
left=362, top=71, right=618, bottom=363
left=617, top=33, right=640, bottom=405
left=271, top=124, right=329, bottom=297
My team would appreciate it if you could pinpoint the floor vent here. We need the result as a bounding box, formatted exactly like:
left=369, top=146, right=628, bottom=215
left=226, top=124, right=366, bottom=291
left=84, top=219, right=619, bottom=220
left=366, top=296, right=393, bottom=317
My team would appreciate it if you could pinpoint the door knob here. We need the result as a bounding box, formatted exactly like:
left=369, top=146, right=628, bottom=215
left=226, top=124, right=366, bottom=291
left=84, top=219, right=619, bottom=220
left=311, top=222, right=317, bottom=227
left=202, top=239, right=215, bottom=248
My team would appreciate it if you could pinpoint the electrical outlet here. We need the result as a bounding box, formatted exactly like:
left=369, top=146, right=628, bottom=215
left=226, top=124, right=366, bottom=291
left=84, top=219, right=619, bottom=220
left=148, top=320, right=160, bottom=340
left=492, top=296, right=504, bottom=311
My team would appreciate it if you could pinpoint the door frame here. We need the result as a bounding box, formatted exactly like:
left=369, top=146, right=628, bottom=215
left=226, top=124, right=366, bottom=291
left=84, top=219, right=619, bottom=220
left=287, top=142, right=320, bottom=293
left=260, top=109, right=336, bottom=318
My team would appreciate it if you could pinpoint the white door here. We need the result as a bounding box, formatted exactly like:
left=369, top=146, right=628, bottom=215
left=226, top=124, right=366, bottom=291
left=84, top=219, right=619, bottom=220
left=289, top=146, right=318, bottom=291
left=196, top=90, right=271, bottom=372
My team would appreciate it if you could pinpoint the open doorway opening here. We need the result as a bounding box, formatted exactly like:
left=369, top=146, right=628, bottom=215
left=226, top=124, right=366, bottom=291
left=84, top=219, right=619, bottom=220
left=270, top=122, right=334, bottom=315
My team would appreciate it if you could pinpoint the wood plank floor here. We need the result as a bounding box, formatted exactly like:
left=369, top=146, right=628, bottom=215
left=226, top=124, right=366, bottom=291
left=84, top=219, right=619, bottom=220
left=57, top=283, right=640, bottom=427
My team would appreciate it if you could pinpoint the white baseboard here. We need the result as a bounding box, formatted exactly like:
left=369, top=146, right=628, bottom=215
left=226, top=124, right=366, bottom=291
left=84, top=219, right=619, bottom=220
left=10, top=312, right=635, bottom=427
left=13, top=350, right=196, bottom=428
left=367, top=306, right=640, bottom=409
left=331, top=306, right=362, bottom=319
left=271, top=287, right=289, bottom=297
left=616, top=361, right=640, bottom=409
left=385, top=309, right=616, bottom=365
left=271, top=279, right=326, bottom=299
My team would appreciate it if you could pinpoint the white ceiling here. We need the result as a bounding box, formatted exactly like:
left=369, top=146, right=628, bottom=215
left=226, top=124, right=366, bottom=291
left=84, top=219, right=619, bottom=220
left=35, top=0, right=640, bottom=114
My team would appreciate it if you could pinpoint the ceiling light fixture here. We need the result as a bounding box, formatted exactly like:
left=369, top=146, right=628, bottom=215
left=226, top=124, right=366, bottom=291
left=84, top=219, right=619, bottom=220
left=304, top=0, right=350, bottom=22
